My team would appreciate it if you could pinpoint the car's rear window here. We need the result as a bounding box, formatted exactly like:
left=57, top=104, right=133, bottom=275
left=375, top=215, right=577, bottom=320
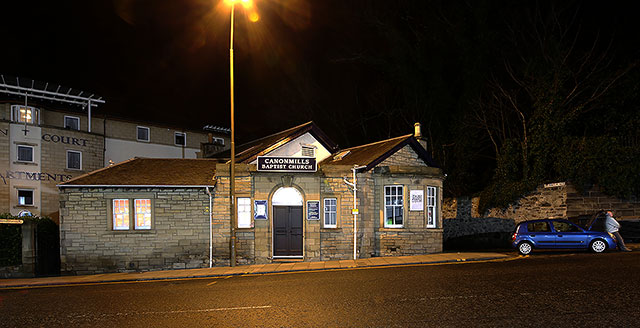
left=527, top=222, right=551, bottom=232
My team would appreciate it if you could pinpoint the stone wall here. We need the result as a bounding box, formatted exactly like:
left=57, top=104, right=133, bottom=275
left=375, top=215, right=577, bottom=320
left=442, top=196, right=515, bottom=249
left=378, top=145, right=428, bottom=167
left=483, top=184, right=567, bottom=223
left=211, top=163, right=444, bottom=264
left=376, top=229, right=442, bottom=256
left=59, top=159, right=444, bottom=274
left=371, top=170, right=444, bottom=256
left=59, top=187, right=211, bottom=274
left=443, top=185, right=566, bottom=245
left=442, top=197, right=480, bottom=219
left=320, top=175, right=357, bottom=260
left=0, top=121, right=9, bottom=213
left=443, top=182, right=640, bottom=247
left=566, top=184, right=640, bottom=218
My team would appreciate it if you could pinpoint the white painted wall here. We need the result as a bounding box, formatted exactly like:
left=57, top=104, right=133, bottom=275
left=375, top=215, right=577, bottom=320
left=104, top=138, right=199, bottom=165
left=249, top=133, right=332, bottom=164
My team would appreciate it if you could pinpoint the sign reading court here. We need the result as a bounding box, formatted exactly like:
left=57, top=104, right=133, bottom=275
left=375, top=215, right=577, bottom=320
left=257, top=156, right=317, bottom=172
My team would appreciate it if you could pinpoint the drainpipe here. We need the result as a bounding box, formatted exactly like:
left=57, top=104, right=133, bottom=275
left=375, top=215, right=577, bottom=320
left=206, top=186, right=215, bottom=268
left=343, top=165, right=367, bottom=260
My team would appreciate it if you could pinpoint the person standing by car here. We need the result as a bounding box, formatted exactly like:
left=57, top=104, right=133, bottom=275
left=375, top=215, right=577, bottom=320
left=606, top=211, right=632, bottom=252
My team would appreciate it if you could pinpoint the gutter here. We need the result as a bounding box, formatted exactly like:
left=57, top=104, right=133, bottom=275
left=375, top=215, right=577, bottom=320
left=57, top=184, right=216, bottom=188
left=205, top=184, right=216, bottom=268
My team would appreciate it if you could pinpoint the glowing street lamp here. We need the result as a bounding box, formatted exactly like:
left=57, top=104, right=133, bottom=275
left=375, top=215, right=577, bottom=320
left=225, top=0, right=258, bottom=267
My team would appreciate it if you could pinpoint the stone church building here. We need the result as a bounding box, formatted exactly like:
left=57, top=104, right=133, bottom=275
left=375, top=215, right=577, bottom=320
left=58, top=122, right=444, bottom=274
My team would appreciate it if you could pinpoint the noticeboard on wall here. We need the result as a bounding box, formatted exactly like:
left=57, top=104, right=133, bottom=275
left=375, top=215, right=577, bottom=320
left=254, top=200, right=268, bottom=220
left=307, top=200, right=320, bottom=220
left=410, top=190, right=424, bottom=211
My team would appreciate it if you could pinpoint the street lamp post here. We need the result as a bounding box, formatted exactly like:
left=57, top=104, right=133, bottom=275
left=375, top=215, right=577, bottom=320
left=229, top=2, right=237, bottom=267
left=227, top=0, right=258, bottom=267
left=229, top=3, right=236, bottom=267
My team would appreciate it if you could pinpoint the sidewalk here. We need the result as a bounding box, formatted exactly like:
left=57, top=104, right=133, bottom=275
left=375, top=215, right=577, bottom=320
left=0, top=251, right=511, bottom=289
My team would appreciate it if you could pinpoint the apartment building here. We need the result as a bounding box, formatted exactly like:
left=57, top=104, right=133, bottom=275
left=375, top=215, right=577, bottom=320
left=1, top=76, right=229, bottom=219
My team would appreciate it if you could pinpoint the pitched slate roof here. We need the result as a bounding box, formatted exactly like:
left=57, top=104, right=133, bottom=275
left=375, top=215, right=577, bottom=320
left=210, top=121, right=338, bottom=163
left=59, top=158, right=219, bottom=187
left=320, top=134, right=438, bottom=171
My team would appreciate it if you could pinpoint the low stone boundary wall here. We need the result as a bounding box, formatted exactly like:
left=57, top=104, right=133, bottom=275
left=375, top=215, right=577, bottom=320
left=443, top=217, right=515, bottom=240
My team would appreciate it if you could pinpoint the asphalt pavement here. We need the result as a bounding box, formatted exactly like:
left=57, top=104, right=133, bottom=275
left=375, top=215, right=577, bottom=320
left=0, top=251, right=512, bottom=289
left=1, top=249, right=638, bottom=327
left=2, top=243, right=637, bottom=290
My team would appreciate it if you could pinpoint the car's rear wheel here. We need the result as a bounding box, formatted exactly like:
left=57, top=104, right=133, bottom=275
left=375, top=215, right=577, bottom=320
left=590, top=239, right=607, bottom=253
left=518, top=241, right=533, bottom=255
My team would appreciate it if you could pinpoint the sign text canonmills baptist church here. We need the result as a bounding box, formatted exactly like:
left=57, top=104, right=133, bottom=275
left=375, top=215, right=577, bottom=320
left=257, top=156, right=317, bottom=172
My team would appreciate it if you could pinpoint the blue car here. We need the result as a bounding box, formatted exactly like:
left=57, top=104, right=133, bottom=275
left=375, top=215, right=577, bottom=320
left=512, top=218, right=617, bottom=255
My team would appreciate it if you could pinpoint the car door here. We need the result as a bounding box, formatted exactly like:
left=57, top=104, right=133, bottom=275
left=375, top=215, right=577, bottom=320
left=551, top=220, right=588, bottom=249
left=526, top=221, right=555, bottom=248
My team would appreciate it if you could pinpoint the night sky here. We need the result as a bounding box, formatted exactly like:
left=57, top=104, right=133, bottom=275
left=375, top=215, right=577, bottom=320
left=2, top=1, right=639, bottom=194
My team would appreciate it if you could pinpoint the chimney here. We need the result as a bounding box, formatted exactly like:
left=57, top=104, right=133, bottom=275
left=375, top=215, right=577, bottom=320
left=414, top=122, right=427, bottom=150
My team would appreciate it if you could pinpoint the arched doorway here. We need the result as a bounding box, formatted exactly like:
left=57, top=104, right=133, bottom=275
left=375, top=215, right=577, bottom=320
left=272, top=187, right=304, bottom=258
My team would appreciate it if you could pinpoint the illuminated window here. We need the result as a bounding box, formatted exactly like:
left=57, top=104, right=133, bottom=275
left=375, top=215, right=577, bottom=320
left=17, top=145, right=34, bottom=162
left=384, top=185, right=404, bottom=228
left=135, top=199, right=152, bottom=230
left=175, top=132, right=186, bottom=146
left=324, top=198, right=337, bottom=228
left=18, top=189, right=34, bottom=206
left=10, top=105, right=38, bottom=124
left=137, top=126, right=150, bottom=142
left=64, top=116, right=80, bottom=130
left=426, top=186, right=437, bottom=228
left=111, top=198, right=153, bottom=231
left=112, top=199, right=130, bottom=230
left=67, top=150, right=82, bottom=170
left=237, top=197, right=252, bottom=228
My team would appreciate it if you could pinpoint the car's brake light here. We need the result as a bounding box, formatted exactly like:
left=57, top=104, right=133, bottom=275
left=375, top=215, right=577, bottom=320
left=512, top=233, right=517, bottom=242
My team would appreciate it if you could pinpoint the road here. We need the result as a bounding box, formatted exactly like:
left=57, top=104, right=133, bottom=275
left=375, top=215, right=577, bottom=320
left=1, top=251, right=638, bottom=327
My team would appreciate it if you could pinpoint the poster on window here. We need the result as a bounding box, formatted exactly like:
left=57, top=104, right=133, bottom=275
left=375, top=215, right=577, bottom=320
left=254, top=200, right=268, bottom=220
left=410, top=190, right=424, bottom=211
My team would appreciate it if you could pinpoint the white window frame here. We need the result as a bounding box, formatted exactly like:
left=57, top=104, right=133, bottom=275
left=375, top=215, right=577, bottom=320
left=174, top=132, right=186, bottom=146
left=426, top=186, right=437, bottom=228
left=111, top=198, right=154, bottom=231
left=237, top=197, right=252, bottom=228
left=134, top=199, right=152, bottom=230
left=323, top=198, right=337, bottom=228
left=384, top=185, right=404, bottom=228
left=137, top=126, right=150, bottom=142
left=10, top=105, right=39, bottom=124
left=112, top=199, right=130, bottom=230
left=66, top=150, right=82, bottom=170
left=17, top=189, right=34, bottom=206
left=17, top=145, right=34, bottom=162
left=64, top=115, right=80, bottom=130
